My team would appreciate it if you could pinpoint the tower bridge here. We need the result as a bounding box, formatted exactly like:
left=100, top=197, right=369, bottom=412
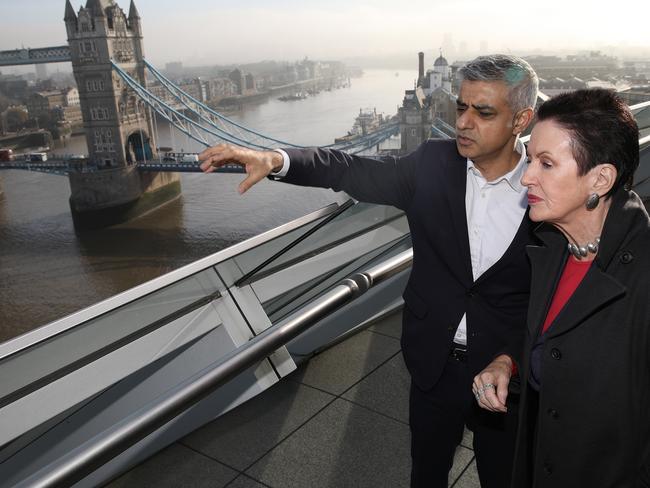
left=0, top=0, right=398, bottom=229
left=0, top=0, right=399, bottom=228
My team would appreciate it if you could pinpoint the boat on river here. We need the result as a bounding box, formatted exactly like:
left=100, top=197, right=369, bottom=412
left=277, top=92, right=308, bottom=101
left=335, top=108, right=396, bottom=144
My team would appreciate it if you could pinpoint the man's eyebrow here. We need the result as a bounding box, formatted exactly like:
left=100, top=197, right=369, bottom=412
left=472, top=103, right=496, bottom=111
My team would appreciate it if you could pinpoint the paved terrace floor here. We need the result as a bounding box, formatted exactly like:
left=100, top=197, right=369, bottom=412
left=107, top=310, right=480, bottom=488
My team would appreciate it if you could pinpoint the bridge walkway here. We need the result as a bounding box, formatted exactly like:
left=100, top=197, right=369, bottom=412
left=107, top=310, right=479, bottom=488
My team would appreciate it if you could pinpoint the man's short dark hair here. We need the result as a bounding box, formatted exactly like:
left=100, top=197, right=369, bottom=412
left=458, top=54, right=539, bottom=113
left=537, top=88, right=639, bottom=193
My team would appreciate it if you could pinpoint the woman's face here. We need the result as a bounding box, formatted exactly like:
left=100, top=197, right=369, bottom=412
left=522, top=120, right=595, bottom=224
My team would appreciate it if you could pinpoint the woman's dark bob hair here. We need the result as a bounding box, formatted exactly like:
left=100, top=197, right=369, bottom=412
left=536, top=88, right=639, bottom=194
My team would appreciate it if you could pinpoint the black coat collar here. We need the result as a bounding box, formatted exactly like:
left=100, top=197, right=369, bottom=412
left=525, top=189, right=647, bottom=338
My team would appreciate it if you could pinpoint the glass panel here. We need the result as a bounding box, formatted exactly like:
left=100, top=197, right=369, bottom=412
left=0, top=267, right=223, bottom=406
left=634, top=141, right=650, bottom=200
left=210, top=205, right=345, bottom=289
left=233, top=201, right=404, bottom=285
left=232, top=201, right=410, bottom=321
left=632, top=105, right=650, bottom=138
left=0, top=201, right=342, bottom=407
left=632, top=103, right=650, bottom=201
left=265, top=234, right=412, bottom=324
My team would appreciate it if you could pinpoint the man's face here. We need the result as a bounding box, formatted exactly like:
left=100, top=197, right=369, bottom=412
left=455, top=80, right=518, bottom=165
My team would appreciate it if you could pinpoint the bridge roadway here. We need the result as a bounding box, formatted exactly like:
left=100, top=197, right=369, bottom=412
left=105, top=309, right=480, bottom=488
left=0, top=159, right=245, bottom=176
left=0, top=46, right=71, bottom=66
left=0, top=129, right=399, bottom=176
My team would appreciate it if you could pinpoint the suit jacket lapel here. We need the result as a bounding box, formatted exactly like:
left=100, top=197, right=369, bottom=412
left=525, top=226, right=567, bottom=337
left=444, top=155, right=473, bottom=284
left=547, top=265, right=626, bottom=338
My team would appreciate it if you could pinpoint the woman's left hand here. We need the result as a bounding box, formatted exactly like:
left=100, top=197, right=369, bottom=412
left=473, top=354, right=513, bottom=413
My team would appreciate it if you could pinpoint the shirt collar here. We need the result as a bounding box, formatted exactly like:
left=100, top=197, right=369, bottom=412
left=466, top=138, right=527, bottom=193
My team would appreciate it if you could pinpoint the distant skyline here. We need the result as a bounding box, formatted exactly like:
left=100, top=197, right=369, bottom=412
left=1, top=0, right=649, bottom=74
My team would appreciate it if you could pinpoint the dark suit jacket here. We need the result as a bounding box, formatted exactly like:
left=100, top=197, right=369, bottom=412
left=282, top=139, right=535, bottom=390
left=510, top=189, right=650, bottom=488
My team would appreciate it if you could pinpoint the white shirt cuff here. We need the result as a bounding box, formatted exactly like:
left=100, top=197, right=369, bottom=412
left=270, top=149, right=290, bottom=178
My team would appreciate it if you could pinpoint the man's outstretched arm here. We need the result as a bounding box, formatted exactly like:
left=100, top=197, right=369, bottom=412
left=199, top=142, right=422, bottom=211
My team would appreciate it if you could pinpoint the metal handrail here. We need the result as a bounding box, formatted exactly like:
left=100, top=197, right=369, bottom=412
left=15, top=248, right=413, bottom=488
left=631, top=100, right=650, bottom=111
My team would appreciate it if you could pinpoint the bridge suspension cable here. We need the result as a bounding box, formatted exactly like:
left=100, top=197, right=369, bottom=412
left=112, top=60, right=399, bottom=154
left=112, top=62, right=267, bottom=150
left=143, top=60, right=306, bottom=150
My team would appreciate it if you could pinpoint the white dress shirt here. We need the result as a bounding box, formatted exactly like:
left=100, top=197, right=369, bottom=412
left=272, top=149, right=291, bottom=178
left=271, top=142, right=528, bottom=346
left=453, top=138, right=528, bottom=345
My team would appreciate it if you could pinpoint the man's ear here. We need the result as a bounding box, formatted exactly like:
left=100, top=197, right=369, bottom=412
left=513, top=108, right=534, bottom=135
left=592, top=163, right=618, bottom=195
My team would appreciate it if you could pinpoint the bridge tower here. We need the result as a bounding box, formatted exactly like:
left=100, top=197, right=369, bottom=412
left=63, top=0, right=180, bottom=229
left=65, top=0, right=154, bottom=166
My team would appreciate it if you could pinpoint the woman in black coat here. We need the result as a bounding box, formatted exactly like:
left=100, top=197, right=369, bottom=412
left=473, top=89, right=650, bottom=488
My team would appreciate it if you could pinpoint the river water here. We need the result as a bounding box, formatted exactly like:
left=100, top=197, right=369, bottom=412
left=0, top=69, right=414, bottom=342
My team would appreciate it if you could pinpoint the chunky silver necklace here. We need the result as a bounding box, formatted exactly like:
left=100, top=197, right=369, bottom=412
left=568, top=237, right=600, bottom=259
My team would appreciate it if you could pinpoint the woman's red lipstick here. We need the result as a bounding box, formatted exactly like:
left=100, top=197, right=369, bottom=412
left=527, top=195, right=542, bottom=204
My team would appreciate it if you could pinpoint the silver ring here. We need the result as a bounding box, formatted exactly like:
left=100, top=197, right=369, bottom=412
left=483, top=383, right=496, bottom=391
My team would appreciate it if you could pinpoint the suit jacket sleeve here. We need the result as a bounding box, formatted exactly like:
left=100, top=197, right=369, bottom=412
left=280, top=144, right=425, bottom=211
left=497, top=328, right=526, bottom=394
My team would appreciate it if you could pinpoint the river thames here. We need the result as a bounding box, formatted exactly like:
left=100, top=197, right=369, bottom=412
left=0, top=69, right=414, bottom=342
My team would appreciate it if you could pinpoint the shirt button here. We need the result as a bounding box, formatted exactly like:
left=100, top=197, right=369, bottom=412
left=543, top=463, right=553, bottom=475
left=550, top=348, right=562, bottom=360
left=547, top=408, right=559, bottom=419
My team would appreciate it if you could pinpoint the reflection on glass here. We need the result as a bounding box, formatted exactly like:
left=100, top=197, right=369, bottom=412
left=230, top=200, right=411, bottom=322
left=0, top=267, right=223, bottom=406
left=265, top=234, right=412, bottom=324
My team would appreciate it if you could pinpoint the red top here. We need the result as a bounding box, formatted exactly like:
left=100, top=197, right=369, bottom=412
left=542, top=257, right=593, bottom=334
left=505, top=258, right=591, bottom=377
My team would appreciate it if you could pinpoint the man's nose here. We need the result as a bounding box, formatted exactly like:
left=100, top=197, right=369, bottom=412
left=456, top=111, right=472, bottom=130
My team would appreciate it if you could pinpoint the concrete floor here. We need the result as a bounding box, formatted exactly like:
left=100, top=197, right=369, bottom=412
left=106, top=311, right=480, bottom=488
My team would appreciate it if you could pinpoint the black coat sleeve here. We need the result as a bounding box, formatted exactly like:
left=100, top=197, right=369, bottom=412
left=280, top=144, right=425, bottom=211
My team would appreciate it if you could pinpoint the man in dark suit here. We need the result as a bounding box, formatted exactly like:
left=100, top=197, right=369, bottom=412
left=200, top=54, right=538, bottom=488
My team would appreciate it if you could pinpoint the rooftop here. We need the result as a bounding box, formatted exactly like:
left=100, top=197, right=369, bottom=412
left=107, top=310, right=480, bottom=488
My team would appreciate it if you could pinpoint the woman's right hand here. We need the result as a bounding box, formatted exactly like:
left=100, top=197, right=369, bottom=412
left=472, top=354, right=513, bottom=413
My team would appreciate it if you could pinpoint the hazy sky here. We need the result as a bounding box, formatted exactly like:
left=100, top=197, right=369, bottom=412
left=1, top=0, right=648, bottom=69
